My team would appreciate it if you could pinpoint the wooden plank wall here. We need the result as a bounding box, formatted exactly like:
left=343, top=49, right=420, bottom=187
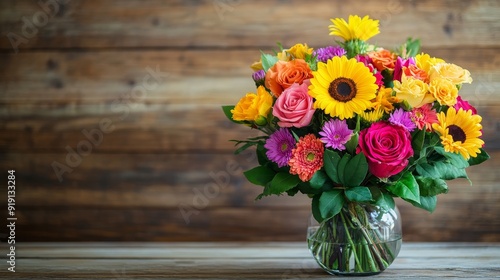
left=0, top=0, right=499, bottom=242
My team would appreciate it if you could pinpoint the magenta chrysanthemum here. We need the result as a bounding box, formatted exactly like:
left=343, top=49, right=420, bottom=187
left=319, top=119, right=353, bottom=150
left=313, top=46, right=346, bottom=63
left=264, top=128, right=295, bottom=167
left=389, top=108, right=416, bottom=132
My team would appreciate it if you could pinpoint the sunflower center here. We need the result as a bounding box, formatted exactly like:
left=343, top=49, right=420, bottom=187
left=306, top=152, right=315, bottom=161
left=448, top=124, right=466, bottom=142
left=328, top=77, right=357, bottom=102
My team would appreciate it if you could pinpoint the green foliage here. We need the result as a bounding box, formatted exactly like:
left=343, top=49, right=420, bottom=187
left=345, top=186, right=372, bottom=202
left=221, top=105, right=243, bottom=124
left=371, top=187, right=395, bottom=211
left=409, top=195, right=437, bottom=213
left=468, top=148, right=490, bottom=166
left=243, top=166, right=275, bottom=187
left=261, top=52, right=279, bottom=71
left=416, top=177, right=448, bottom=197
left=343, top=153, right=368, bottom=187
left=386, top=172, right=420, bottom=203
left=416, top=162, right=468, bottom=180
left=402, top=38, right=421, bottom=58
left=311, top=195, right=323, bottom=223
left=267, top=172, right=301, bottom=195
left=319, top=190, right=345, bottom=220
left=323, top=149, right=341, bottom=184
left=310, top=170, right=328, bottom=189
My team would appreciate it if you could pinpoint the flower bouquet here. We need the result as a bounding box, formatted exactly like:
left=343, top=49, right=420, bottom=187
left=222, top=15, right=489, bottom=275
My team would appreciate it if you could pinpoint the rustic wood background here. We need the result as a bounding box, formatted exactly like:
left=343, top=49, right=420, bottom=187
left=0, top=0, right=499, bottom=242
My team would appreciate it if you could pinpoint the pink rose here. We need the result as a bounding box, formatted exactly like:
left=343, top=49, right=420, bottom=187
left=272, top=81, right=315, bottom=128
left=357, top=122, right=413, bottom=178
left=454, top=96, right=477, bottom=115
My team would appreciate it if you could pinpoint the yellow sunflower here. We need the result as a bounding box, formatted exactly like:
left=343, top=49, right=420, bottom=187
left=329, top=15, right=380, bottom=42
left=308, top=56, right=378, bottom=119
left=432, top=107, right=484, bottom=159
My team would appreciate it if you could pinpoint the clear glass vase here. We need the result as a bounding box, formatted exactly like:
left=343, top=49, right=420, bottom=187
left=307, top=203, right=402, bottom=276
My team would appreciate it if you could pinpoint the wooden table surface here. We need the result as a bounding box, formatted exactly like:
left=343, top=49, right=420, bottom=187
left=5, top=242, right=500, bottom=279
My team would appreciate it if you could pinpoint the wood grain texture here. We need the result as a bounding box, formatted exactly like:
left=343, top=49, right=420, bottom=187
left=7, top=242, right=500, bottom=279
left=0, top=0, right=499, bottom=242
left=1, top=0, right=499, bottom=50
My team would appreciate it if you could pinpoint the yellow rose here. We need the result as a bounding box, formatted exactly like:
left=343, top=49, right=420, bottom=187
left=428, top=63, right=472, bottom=84
left=231, top=86, right=273, bottom=124
left=415, top=53, right=445, bottom=74
left=429, top=77, right=458, bottom=106
left=394, top=75, right=434, bottom=108
left=287, top=43, right=313, bottom=59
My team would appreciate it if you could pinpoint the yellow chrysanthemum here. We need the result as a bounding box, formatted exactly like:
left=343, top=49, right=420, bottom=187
left=308, top=56, right=378, bottom=119
left=329, top=15, right=380, bottom=41
left=360, top=108, right=385, bottom=123
left=432, top=107, right=484, bottom=160
left=372, top=86, right=398, bottom=113
left=415, top=53, right=445, bottom=74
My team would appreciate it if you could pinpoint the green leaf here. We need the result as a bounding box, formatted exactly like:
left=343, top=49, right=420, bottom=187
left=297, top=182, right=322, bottom=195
left=434, top=147, right=469, bottom=168
left=311, top=195, right=323, bottom=223
left=268, top=172, right=301, bottom=195
left=468, top=148, right=490, bottom=166
left=319, top=189, right=345, bottom=220
left=411, top=129, right=425, bottom=157
left=256, top=143, right=268, bottom=165
left=345, top=186, right=372, bottom=202
left=344, top=132, right=359, bottom=154
left=409, top=195, right=437, bottom=213
left=337, top=153, right=352, bottom=186
left=416, top=176, right=448, bottom=196
left=343, top=152, right=368, bottom=187
left=372, top=189, right=395, bottom=211
left=261, top=53, right=279, bottom=72
left=404, top=37, right=421, bottom=58
left=386, top=172, right=420, bottom=203
left=323, top=149, right=341, bottom=184
left=233, top=141, right=257, bottom=155
left=310, top=170, right=328, bottom=189
left=416, top=162, right=468, bottom=180
left=243, top=166, right=276, bottom=187
left=221, top=105, right=243, bottom=124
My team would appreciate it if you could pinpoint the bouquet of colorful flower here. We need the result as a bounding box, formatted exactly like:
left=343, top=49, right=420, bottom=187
left=222, top=15, right=489, bottom=275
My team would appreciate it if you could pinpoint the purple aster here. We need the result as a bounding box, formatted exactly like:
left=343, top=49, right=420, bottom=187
left=252, top=70, right=265, bottom=82
left=389, top=108, right=417, bottom=132
left=319, top=119, right=353, bottom=151
left=264, top=128, right=295, bottom=167
left=313, top=46, right=346, bottom=63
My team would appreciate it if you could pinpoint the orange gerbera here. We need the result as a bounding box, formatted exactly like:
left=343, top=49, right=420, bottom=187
left=288, top=134, right=324, bottom=182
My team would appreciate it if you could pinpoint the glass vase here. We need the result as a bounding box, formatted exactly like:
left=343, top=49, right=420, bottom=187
left=307, top=203, right=402, bottom=276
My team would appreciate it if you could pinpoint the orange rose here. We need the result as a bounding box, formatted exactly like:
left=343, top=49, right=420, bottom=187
left=265, top=59, right=313, bottom=97
left=403, top=64, right=429, bottom=82
left=368, top=49, right=397, bottom=71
